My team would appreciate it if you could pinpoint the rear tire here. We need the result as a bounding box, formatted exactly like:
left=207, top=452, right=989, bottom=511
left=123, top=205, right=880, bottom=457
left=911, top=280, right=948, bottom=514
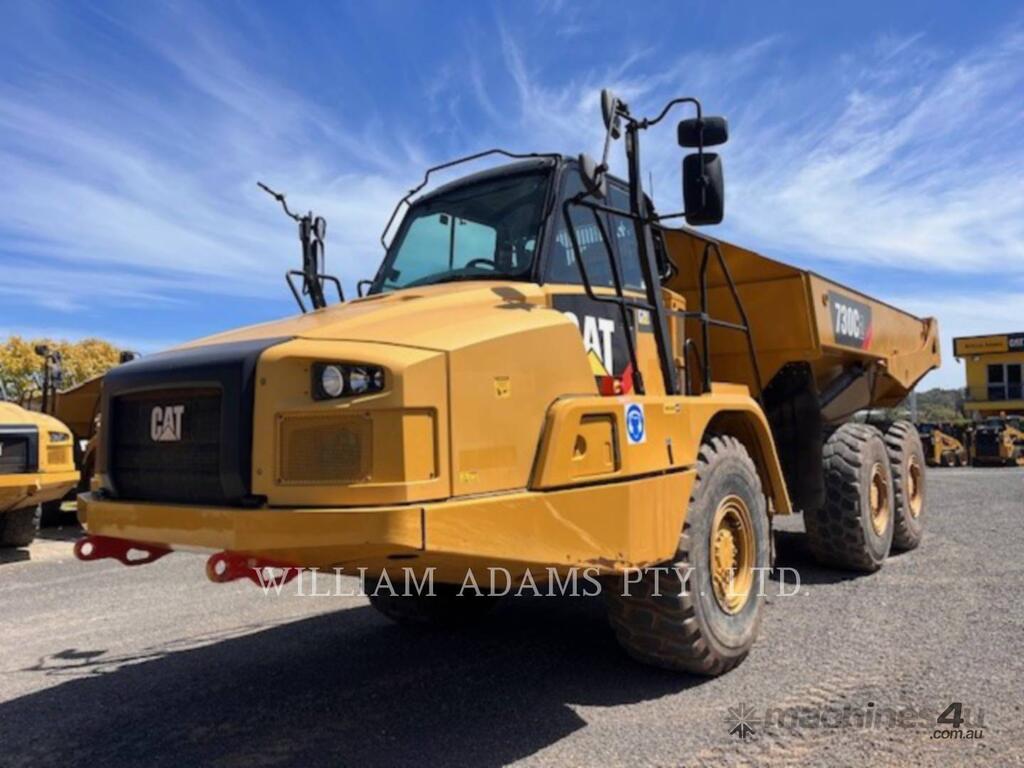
left=604, top=435, right=770, bottom=675
left=367, top=582, right=501, bottom=626
left=805, top=424, right=894, bottom=572
left=885, top=421, right=926, bottom=552
left=0, top=506, right=41, bottom=548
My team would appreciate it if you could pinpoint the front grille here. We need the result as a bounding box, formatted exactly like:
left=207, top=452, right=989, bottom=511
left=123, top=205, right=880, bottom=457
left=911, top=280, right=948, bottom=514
left=100, top=336, right=289, bottom=506
left=110, top=388, right=223, bottom=503
left=47, top=445, right=72, bottom=468
left=0, top=426, right=38, bottom=475
left=278, top=415, right=372, bottom=484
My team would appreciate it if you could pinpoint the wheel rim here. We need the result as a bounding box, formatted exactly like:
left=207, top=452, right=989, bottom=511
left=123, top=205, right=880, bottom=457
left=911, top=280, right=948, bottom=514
left=907, top=455, right=924, bottom=518
left=709, top=495, right=756, bottom=614
left=868, top=462, right=891, bottom=536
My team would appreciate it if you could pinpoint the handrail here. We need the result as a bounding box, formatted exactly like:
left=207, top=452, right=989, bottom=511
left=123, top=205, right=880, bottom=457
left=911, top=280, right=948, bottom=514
left=561, top=195, right=764, bottom=402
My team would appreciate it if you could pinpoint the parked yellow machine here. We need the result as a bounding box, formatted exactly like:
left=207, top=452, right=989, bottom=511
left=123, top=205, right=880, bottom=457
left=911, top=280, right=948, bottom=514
left=971, top=417, right=1024, bottom=467
left=0, top=382, right=78, bottom=547
left=32, top=346, right=136, bottom=524
left=917, top=423, right=968, bottom=467
left=77, top=90, right=939, bottom=675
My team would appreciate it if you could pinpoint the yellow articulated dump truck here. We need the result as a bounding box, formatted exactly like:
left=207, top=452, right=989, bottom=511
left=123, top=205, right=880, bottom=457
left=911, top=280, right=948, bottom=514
left=76, top=90, right=939, bottom=675
left=1, top=381, right=78, bottom=547
left=33, top=346, right=133, bottom=524
left=917, top=423, right=968, bottom=467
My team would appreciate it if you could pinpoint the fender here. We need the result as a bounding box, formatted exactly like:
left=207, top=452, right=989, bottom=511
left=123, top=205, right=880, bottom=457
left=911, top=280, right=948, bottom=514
left=530, top=384, right=792, bottom=515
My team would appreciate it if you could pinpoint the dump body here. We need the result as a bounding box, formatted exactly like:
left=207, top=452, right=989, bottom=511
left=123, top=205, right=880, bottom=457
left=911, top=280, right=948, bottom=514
left=663, top=229, right=940, bottom=421
left=50, top=375, right=103, bottom=442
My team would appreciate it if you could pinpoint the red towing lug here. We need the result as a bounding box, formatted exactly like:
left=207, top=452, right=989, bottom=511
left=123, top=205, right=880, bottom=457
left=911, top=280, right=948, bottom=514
left=73, top=535, right=172, bottom=567
left=205, top=551, right=301, bottom=588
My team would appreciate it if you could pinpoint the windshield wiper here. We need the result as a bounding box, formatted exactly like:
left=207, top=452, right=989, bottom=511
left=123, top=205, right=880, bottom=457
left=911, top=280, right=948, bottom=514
left=403, top=270, right=514, bottom=289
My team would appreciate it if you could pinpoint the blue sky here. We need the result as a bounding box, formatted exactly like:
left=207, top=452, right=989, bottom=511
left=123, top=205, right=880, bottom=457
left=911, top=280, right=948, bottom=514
left=1, top=0, right=1022, bottom=388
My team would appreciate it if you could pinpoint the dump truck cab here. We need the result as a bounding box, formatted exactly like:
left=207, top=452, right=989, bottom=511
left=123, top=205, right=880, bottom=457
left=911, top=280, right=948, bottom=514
left=0, top=379, right=78, bottom=547
left=77, top=90, right=939, bottom=676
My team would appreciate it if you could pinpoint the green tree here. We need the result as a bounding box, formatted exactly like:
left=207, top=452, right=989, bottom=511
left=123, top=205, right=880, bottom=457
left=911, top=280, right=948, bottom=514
left=0, top=336, right=122, bottom=403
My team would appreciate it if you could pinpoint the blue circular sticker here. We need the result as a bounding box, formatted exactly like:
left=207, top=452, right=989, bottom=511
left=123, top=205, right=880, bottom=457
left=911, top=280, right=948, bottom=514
left=625, top=403, right=646, bottom=445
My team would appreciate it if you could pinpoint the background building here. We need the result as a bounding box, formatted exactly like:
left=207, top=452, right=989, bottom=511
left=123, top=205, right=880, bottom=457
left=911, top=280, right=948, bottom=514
left=953, top=332, right=1024, bottom=418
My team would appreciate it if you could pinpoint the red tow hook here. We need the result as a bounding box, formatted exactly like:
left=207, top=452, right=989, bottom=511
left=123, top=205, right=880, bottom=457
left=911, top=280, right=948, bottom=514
left=205, top=551, right=301, bottom=588
left=73, top=535, right=172, bottom=566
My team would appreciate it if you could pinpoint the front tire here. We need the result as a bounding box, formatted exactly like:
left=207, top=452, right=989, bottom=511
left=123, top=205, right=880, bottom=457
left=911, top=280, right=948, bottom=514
left=604, top=435, right=770, bottom=676
left=0, top=506, right=41, bottom=548
left=805, top=424, right=894, bottom=572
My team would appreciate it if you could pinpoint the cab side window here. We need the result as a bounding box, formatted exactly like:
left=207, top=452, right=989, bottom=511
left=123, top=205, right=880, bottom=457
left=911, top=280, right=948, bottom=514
left=547, top=173, right=614, bottom=286
left=546, top=171, right=645, bottom=291
left=606, top=183, right=645, bottom=291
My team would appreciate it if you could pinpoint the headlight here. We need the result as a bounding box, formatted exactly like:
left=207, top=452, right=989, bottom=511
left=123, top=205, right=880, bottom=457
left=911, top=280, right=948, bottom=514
left=48, top=431, right=71, bottom=442
left=320, top=365, right=346, bottom=398
left=313, top=363, right=386, bottom=400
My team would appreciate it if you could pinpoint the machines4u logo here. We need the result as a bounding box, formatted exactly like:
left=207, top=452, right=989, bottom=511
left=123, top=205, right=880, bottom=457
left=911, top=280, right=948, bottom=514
left=828, top=291, right=873, bottom=350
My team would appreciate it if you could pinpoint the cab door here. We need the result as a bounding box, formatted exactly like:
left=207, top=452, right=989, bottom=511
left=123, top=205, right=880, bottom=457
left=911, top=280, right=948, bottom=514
left=544, top=173, right=666, bottom=395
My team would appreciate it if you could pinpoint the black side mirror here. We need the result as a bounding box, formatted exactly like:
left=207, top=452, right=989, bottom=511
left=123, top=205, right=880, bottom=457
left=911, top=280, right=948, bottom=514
left=678, top=116, right=728, bottom=148
left=578, top=153, right=607, bottom=199
left=683, top=152, right=724, bottom=226
left=600, top=89, right=622, bottom=140
left=118, top=350, right=138, bottom=364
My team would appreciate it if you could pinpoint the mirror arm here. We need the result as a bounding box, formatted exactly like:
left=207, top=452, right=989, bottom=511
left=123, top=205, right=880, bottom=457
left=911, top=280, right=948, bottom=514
left=651, top=211, right=687, bottom=222
left=257, top=182, right=301, bottom=222
left=640, top=96, right=702, bottom=129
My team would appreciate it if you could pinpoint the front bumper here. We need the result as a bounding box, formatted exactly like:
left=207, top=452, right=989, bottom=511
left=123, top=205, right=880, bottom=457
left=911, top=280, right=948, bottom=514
left=0, top=470, right=79, bottom=513
left=78, top=469, right=693, bottom=579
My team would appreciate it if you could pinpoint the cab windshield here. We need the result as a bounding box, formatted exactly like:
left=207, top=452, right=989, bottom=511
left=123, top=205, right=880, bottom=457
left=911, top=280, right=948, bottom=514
left=373, top=171, right=550, bottom=292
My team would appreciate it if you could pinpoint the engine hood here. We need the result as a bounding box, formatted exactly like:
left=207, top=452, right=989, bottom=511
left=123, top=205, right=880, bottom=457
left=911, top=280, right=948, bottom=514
left=0, top=402, right=72, bottom=436
left=180, top=281, right=553, bottom=353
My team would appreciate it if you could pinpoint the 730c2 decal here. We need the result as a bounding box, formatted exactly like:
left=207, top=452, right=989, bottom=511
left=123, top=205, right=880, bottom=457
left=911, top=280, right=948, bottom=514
left=828, top=291, right=874, bottom=350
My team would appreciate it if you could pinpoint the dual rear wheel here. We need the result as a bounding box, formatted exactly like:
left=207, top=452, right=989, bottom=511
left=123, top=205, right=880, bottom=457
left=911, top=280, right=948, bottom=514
left=804, top=420, right=925, bottom=572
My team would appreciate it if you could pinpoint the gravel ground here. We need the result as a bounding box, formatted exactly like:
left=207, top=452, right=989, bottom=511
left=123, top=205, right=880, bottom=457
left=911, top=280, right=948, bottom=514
left=1, top=467, right=1022, bottom=767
